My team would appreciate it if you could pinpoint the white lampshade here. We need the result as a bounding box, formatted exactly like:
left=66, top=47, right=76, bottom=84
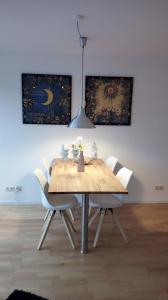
left=68, top=106, right=95, bottom=128
left=68, top=18, right=95, bottom=129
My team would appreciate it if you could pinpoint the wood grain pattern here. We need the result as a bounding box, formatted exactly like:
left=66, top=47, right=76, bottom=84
left=0, top=204, right=168, bottom=300
left=49, top=159, right=127, bottom=194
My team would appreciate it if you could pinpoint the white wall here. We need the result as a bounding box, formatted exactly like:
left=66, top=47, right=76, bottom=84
left=0, top=52, right=168, bottom=204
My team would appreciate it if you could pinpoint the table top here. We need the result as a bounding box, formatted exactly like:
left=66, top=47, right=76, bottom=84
left=49, top=158, right=128, bottom=194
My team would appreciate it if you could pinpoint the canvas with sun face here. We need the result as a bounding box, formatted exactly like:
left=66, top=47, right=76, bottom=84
left=85, top=76, right=133, bottom=125
left=22, top=73, right=71, bottom=125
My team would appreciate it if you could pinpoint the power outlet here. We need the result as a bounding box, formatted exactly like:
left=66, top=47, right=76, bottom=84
left=6, top=187, right=15, bottom=192
left=15, top=186, right=22, bottom=192
left=154, top=185, right=164, bottom=191
left=6, top=186, right=22, bottom=192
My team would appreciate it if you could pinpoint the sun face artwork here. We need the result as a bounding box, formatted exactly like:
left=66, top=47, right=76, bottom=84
left=85, top=76, right=133, bottom=125
left=22, top=73, right=71, bottom=125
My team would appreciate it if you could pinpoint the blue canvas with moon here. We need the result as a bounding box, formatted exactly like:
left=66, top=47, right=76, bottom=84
left=22, top=73, right=71, bottom=124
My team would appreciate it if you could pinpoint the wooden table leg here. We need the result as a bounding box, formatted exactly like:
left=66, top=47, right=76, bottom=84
left=81, top=194, right=89, bottom=254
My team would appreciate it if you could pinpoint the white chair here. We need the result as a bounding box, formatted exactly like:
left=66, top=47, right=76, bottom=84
left=42, top=158, right=76, bottom=222
left=89, top=155, right=118, bottom=218
left=34, top=168, right=79, bottom=250
left=42, top=157, right=51, bottom=183
left=105, top=155, right=118, bottom=172
left=41, top=158, right=52, bottom=222
left=89, top=167, right=133, bottom=247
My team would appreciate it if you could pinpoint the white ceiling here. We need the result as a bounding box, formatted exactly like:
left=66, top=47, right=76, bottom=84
left=0, top=0, right=168, bottom=56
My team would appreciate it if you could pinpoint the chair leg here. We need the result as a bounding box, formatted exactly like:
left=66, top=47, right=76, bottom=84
left=93, top=209, right=106, bottom=248
left=89, top=206, right=92, bottom=216
left=68, top=208, right=75, bottom=222
left=41, top=210, right=52, bottom=232
left=37, top=210, right=55, bottom=250
left=109, top=208, right=115, bottom=229
left=89, top=208, right=100, bottom=227
left=44, top=209, right=50, bottom=221
left=112, top=211, right=128, bottom=242
left=64, top=210, right=76, bottom=232
left=60, top=211, right=76, bottom=249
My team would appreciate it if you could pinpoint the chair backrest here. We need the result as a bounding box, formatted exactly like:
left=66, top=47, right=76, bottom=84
left=105, top=155, right=118, bottom=172
left=42, top=158, right=51, bottom=182
left=116, top=167, right=133, bottom=189
left=34, top=168, right=51, bottom=209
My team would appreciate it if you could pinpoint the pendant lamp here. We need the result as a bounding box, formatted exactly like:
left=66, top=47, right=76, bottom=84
left=68, top=17, right=95, bottom=128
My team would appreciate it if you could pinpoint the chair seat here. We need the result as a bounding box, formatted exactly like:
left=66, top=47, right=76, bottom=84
left=89, top=166, right=133, bottom=248
left=47, top=194, right=79, bottom=210
left=74, top=194, right=83, bottom=206
left=89, top=194, right=122, bottom=209
left=34, top=168, right=78, bottom=250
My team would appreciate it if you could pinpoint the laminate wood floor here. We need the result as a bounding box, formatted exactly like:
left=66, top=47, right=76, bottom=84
left=0, top=204, right=168, bottom=300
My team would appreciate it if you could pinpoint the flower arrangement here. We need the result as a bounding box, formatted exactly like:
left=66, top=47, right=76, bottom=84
left=72, top=136, right=86, bottom=151
left=71, top=136, right=86, bottom=159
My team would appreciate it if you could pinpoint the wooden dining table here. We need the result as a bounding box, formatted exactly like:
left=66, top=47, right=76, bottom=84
left=48, top=158, right=128, bottom=254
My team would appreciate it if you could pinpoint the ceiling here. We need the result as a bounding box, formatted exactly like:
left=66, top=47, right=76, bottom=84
left=0, top=0, right=168, bottom=56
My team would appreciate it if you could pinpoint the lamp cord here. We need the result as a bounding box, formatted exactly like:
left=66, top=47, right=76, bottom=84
left=77, top=20, right=81, bottom=37
left=77, top=19, right=85, bottom=107
left=82, top=45, right=84, bottom=107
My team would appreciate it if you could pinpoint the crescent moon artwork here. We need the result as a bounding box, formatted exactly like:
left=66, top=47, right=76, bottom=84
left=42, top=89, right=54, bottom=106
left=22, top=73, right=71, bottom=125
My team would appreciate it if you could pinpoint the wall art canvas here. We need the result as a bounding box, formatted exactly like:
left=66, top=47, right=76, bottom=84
left=85, top=76, right=133, bottom=125
left=22, top=73, right=71, bottom=125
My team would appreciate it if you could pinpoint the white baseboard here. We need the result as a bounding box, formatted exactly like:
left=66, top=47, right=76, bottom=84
left=126, top=198, right=168, bottom=203
left=0, top=200, right=41, bottom=205
left=0, top=199, right=167, bottom=205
